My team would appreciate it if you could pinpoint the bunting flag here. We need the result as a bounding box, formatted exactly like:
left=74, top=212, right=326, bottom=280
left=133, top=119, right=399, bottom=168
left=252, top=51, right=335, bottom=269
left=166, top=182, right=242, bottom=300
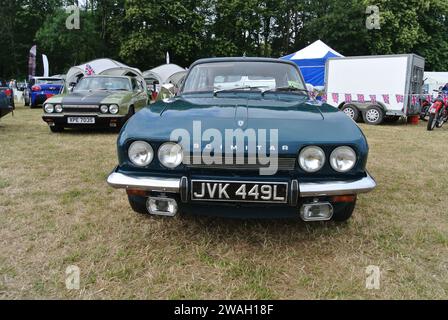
left=345, top=94, right=352, bottom=103
left=321, top=94, right=327, bottom=102
left=411, top=95, right=418, bottom=105
left=369, top=95, right=377, bottom=103
left=85, top=64, right=95, bottom=76
left=395, top=94, right=404, bottom=104
left=382, top=94, right=390, bottom=104
left=332, top=93, right=339, bottom=104
left=357, top=94, right=365, bottom=103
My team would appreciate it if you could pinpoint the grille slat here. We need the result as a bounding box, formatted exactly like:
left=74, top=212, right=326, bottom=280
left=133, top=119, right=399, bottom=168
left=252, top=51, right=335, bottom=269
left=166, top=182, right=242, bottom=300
left=62, top=105, right=99, bottom=113
left=186, top=156, right=296, bottom=171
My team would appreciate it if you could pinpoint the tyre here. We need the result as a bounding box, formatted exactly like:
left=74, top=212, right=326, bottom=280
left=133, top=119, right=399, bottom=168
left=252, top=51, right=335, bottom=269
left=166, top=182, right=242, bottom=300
left=427, top=113, right=438, bottom=131
left=50, top=126, right=64, bottom=133
left=332, top=201, right=356, bottom=222
left=24, top=93, right=30, bottom=106
left=363, top=105, right=384, bottom=125
left=436, top=115, right=447, bottom=128
left=128, top=195, right=149, bottom=214
left=341, top=104, right=360, bottom=122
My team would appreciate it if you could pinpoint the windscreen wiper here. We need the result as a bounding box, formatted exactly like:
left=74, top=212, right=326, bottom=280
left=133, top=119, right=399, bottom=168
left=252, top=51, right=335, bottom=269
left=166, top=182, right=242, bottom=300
left=262, top=86, right=309, bottom=96
left=214, top=86, right=269, bottom=96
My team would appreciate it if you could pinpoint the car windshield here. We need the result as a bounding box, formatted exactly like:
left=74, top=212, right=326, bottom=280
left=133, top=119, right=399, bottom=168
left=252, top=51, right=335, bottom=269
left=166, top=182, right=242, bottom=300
left=74, top=77, right=131, bottom=91
left=36, top=78, right=63, bottom=85
left=182, top=61, right=307, bottom=94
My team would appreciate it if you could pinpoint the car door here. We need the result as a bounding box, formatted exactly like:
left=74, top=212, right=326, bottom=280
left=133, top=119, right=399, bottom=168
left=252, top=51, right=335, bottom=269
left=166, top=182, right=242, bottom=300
left=131, top=78, right=148, bottom=110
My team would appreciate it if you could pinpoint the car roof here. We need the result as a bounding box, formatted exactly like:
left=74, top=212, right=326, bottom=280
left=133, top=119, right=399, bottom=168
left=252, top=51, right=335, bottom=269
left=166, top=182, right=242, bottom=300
left=80, top=75, right=132, bottom=80
left=189, top=57, right=298, bottom=69
left=34, top=77, right=63, bottom=80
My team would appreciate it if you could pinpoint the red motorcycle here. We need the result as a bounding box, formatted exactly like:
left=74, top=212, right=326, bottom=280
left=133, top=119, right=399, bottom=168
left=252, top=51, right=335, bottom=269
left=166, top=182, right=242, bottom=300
left=419, top=96, right=432, bottom=120
left=427, top=91, right=448, bottom=131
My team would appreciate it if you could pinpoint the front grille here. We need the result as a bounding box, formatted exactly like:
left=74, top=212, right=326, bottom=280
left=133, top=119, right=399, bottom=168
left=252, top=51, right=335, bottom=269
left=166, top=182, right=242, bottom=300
left=185, top=156, right=296, bottom=171
left=62, top=104, right=99, bottom=113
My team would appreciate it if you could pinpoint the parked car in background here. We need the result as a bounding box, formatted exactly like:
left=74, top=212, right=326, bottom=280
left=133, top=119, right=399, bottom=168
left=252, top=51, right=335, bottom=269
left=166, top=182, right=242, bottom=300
left=0, top=80, right=15, bottom=118
left=107, top=57, right=376, bottom=222
left=42, top=75, right=148, bottom=132
left=24, top=77, right=64, bottom=108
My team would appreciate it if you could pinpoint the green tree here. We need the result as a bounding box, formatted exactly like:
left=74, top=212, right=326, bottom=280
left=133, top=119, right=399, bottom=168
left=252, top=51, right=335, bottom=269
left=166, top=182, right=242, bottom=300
left=36, top=8, right=103, bottom=74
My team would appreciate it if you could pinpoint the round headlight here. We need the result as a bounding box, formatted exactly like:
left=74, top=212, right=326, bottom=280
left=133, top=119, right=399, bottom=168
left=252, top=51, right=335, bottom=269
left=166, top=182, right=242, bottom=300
left=299, top=146, right=325, bottom=173
left=128, top=141, right=154, bottom=167
left=44, top=104, right=54, bottom=113
left=109, top=104, right=119, bottom=114
left=330, top=146, right=357, bottom=172
left=55, top=104, right=63, bottom=113
left=100, top=105, right=109, bottom=113
left=158, top=142, right=183, bottom=169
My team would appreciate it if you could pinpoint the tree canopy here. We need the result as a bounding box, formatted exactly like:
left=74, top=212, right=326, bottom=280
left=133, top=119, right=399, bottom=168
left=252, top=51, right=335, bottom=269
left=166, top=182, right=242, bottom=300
left=0, top=0, right=447, bottom=79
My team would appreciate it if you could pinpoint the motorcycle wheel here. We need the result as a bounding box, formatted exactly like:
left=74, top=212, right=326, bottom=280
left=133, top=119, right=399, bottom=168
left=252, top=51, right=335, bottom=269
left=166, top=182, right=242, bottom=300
left=436, top=114, right=448, bottom=128
left=427, top=113, right=438, bottom=131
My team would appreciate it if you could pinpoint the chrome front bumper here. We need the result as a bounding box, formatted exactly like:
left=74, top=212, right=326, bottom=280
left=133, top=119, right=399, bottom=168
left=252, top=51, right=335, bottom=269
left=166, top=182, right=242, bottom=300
left=107, top=170, right=377, bottom=197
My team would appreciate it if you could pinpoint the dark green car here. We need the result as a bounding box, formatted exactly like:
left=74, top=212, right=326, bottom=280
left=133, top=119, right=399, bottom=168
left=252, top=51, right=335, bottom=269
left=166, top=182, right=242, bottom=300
left=42, top=75, right=148, bottom=132
left=107, top=57, right=376, bottom=222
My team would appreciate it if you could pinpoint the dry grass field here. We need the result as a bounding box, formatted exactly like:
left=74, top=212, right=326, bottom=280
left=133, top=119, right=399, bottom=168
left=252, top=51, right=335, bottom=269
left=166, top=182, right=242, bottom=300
left=0, top=103, right=447, bottom=299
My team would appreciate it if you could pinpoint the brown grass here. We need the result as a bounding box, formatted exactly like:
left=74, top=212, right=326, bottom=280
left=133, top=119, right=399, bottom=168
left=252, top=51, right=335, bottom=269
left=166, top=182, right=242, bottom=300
left=0, top=104, right=447, bottom=299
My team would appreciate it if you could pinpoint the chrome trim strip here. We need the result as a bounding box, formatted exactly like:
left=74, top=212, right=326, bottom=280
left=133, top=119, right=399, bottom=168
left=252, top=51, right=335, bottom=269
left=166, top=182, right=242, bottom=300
left=107, top=172, right=181, bottom=193
left=299, top=173, right=377, bottom=197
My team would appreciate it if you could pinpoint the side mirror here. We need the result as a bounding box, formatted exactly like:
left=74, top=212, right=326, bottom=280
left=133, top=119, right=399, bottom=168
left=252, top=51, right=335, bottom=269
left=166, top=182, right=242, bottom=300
left=157, top=84, right=176, bottom=101
left=68, top=82, right=76, bottom=92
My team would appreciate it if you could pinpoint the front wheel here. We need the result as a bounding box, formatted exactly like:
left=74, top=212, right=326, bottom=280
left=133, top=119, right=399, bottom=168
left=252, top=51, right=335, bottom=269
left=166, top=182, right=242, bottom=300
left=24, top=93, right=30, bottom=106
left=427, top=113, right=438, bottom=131
left=128, top=195, right=149, bottom=214
left=50, top=126, right=64, bottom=133
left=332, top=201, right=356, bottom=222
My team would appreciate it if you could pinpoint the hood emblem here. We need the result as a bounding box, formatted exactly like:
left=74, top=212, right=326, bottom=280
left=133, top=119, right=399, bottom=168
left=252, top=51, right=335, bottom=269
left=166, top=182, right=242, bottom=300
left=238, top=120, right=245, bottom=127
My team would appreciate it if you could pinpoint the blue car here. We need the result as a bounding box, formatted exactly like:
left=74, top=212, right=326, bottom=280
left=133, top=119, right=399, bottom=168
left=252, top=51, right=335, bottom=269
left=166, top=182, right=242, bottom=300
left=25, top=77, right=64, bottom=108
left=107, top=57, right=376, bottom=222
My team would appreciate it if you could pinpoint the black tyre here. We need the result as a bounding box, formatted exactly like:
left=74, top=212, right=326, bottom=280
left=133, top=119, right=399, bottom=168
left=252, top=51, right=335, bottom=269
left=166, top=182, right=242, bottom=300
left=24, top=93, right=30, bottom=106
left=341, top=104, right=360, bottom=122
left=128, top=195, right=148, bottom=214
left=427, top=113, right=438, bottom=131
left=332, top=201, right=356, bottom=222
left=50, top=126, right=64, bottom=133
left=363, top=105, right=384, bottom=125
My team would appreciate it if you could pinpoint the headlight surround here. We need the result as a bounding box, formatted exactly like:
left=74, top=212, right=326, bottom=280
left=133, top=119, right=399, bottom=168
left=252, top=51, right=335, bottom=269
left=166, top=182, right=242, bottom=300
left=299, top=146, right=326, bottom=173
left=100, top=105, right=109, bottom=114
left=54, top=104, right=63, bottom=113
left=158, top=142, right=183, bottom=169
left=44, top=104, right=54, bottom=113
left=330, top=146, right=357, bottom=172
left=109, top=104, right=119, bottom=114
left=128, top=141, right=154, bottom=167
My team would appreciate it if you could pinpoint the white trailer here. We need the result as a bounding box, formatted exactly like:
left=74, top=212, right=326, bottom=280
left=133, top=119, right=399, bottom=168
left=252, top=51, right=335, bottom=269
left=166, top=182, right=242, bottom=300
left=325, top=54, right=425, bottom=125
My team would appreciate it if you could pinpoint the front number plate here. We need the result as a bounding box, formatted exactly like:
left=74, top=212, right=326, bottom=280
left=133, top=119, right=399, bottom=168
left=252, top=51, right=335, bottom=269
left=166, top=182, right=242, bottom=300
left=191, top=180, right=288, bottom=204
left=67, top=117, right=95, bottom=124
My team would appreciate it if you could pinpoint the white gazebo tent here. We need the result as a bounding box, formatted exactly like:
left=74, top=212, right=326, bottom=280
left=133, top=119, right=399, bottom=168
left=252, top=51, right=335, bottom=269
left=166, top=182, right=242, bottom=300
left=66, top=58, right=144, bottom=85
left=143, top=64, right=186, bottom=85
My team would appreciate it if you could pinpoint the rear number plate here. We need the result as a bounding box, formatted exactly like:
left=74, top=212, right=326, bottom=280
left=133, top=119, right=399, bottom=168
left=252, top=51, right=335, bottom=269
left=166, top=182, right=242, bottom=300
left=67, top=117, right=95, bottom=124
left=191, top=180, right=288, bottom=203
